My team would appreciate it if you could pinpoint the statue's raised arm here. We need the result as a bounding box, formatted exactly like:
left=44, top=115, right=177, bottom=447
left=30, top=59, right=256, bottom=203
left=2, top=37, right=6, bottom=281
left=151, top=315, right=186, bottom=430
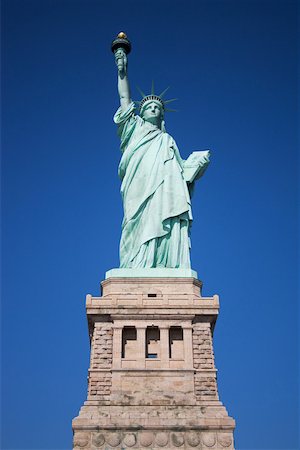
left=111, top=33, right=132, bottom=111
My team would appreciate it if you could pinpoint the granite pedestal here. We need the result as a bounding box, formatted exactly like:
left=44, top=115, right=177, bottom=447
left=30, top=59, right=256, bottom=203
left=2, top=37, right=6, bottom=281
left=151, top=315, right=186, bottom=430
left=72, top=274, right=235, bottom=449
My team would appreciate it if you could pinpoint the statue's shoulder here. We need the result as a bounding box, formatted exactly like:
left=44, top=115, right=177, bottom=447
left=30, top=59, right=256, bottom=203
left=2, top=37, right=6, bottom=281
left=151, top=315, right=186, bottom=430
left=114, top=102, right=136, bottom=125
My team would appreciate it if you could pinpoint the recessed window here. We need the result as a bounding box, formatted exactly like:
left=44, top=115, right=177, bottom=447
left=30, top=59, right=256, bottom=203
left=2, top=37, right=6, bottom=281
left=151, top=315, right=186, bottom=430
left=169, top=326, right=183, bottom=359
left=147, top=293, right=157, bottom=298
left=122, top=326, right=137, bottom=359
left=146, top=326, right=160, bottom=359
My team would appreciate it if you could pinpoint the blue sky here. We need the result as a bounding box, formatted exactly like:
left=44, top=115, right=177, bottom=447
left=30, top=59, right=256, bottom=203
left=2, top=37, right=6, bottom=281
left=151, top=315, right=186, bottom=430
left=1, top=0, right=298, bottom=449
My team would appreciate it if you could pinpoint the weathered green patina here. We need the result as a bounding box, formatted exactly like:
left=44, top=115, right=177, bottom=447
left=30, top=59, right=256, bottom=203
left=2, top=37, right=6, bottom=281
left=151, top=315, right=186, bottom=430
left=113, top=36, right=209, bottom=270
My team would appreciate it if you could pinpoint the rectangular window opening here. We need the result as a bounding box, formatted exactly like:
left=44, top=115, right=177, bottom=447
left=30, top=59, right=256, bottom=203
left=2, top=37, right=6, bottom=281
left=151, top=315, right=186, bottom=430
left=146, top=326, right=160, bottom=358
left=169, top=326, right=184, bottom=359
left=122, top=326, right=137, bottom=359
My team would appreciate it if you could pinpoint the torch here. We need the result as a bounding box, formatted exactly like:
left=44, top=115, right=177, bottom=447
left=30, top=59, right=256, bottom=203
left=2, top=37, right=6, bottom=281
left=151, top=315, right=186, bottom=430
left=111, top=32, right=131, bottom=73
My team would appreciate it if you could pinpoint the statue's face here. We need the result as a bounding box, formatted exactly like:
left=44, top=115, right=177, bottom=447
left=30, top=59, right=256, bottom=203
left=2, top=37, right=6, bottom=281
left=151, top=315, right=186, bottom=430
left=141, top=101, right=163, bottom=126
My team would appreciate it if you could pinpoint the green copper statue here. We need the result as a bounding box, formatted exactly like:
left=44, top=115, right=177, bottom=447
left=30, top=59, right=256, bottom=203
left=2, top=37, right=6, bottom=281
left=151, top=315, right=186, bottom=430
left=112, top=33, right=210, bottom=270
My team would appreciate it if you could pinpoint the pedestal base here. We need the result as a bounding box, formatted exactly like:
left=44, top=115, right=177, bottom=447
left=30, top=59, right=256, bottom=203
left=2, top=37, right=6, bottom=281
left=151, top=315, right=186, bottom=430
left=72, top=276, right=235, bottom=449
left=73, top=404, right=234, bottom=449
left=105, top=267, right=198, bottom=279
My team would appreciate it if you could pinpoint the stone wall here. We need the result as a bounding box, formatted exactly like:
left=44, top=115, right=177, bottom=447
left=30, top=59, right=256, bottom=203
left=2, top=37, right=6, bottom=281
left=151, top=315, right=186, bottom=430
left=192, top=322, right=219, bottom=401
left=88, top=322, right=113, bottom=402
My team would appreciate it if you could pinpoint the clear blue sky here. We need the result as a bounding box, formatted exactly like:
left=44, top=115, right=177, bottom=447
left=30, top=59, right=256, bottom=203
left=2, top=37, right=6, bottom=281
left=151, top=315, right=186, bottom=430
left=1, top=1, right=298, bottom=449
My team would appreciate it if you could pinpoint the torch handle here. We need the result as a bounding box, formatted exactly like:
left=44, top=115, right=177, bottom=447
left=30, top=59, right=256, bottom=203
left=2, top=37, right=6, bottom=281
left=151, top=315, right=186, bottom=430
left=114, top=47, right=127, bottom=74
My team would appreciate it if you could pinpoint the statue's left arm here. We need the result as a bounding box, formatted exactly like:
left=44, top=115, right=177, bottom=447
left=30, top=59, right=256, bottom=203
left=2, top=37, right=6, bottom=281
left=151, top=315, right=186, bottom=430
left=183, top=150, right=210, bottom=184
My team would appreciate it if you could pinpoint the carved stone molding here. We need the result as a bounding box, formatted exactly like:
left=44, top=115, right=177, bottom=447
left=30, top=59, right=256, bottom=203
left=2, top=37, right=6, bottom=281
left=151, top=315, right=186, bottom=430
left=73, top=429, right=235, bottom=449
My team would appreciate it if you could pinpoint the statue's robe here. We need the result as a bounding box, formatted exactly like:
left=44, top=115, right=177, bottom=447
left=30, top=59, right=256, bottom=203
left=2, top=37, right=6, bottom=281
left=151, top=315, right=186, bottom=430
left=114, top=102, right=192, bottom=268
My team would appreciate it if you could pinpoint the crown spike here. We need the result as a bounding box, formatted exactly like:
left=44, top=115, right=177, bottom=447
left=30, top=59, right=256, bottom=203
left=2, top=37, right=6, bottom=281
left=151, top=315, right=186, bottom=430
left=159, top=86, right=170, bottom=98
left=151, top=80, right=155, bottom=95
left=164, top=98, right=177, bottom=104
left=136, top=86, right=146, bottom=98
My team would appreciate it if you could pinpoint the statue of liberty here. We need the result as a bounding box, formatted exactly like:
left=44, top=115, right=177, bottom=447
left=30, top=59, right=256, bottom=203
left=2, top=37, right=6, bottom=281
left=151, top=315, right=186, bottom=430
left=112, top=33, right=210, bottom=270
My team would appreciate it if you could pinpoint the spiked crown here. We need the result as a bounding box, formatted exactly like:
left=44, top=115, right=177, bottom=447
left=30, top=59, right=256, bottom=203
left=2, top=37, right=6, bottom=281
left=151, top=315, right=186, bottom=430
left=136, top=82, right=177, bottom=115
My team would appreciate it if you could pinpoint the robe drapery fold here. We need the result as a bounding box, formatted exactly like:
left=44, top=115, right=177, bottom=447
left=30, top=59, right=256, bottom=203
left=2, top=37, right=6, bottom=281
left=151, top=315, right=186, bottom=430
left=114, top=102, right=192, bottom=269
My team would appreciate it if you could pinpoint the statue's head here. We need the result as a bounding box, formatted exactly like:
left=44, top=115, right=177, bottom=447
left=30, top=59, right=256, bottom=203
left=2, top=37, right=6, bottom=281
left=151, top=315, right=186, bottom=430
left=140, top=99, right=164, bottom=128
left=137, top=85, right=176, bottom=131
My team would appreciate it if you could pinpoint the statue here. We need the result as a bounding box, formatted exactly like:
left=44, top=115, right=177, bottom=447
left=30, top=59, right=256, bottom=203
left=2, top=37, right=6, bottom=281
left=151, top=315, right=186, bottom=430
left=111, top=33, right=210, bottom=270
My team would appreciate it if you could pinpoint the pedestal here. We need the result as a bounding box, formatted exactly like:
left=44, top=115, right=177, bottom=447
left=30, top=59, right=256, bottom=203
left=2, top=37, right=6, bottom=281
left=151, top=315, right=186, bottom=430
left=72, top=275, right=235, bottom=449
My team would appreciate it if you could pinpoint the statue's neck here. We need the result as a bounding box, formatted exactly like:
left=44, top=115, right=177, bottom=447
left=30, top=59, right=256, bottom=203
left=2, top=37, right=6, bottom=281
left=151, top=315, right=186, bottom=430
left=143, top=117, right=162, bottom=129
